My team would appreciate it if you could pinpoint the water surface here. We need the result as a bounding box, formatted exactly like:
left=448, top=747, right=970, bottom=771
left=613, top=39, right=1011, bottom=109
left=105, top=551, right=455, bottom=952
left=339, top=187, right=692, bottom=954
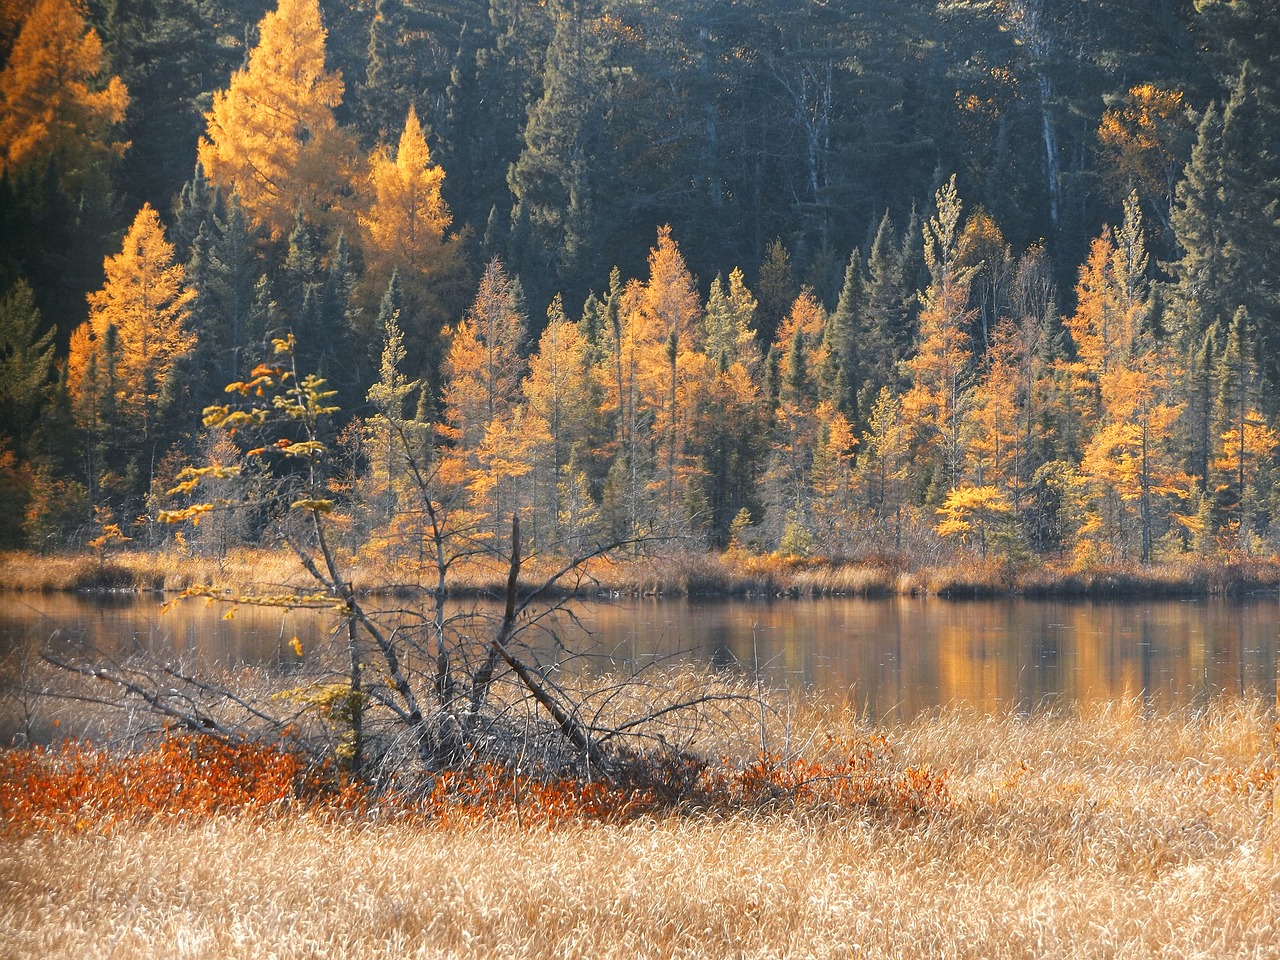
left=4, top=592, right=1277, bottom=726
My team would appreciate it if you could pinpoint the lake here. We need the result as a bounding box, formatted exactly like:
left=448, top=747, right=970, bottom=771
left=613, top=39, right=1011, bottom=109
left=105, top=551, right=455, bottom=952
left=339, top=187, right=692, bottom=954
left=3, top=592, right=1278, bottom=732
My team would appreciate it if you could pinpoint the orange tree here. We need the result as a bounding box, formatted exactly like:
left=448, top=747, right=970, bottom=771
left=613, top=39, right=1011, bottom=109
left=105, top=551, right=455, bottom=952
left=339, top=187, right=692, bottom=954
left=0, top=0, right=127, bottom=194
left=196, top=0, right=353, bottom=238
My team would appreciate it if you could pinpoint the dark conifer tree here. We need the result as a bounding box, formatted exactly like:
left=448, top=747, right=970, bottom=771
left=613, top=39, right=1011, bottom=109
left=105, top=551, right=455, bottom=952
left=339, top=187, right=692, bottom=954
left=357, top=0, right=415, bottom=143
left=207, top=195, right=259, bottom=381
left=507, top=0, right=613, bottom=313
left=439, top=0, right=550, bottom=246
left=859, top=212, right=912, bottom=400
left=1169, top=71, right=1280, bottom=385
left=171, top=164, right=220, bottom=259
left=100, top=0, right=233, bottom=213
left=820, top=248, right=865, bottom=422
left=0, top=279, right=56, bottom=458
left=755, top=239, right=795, bottom=348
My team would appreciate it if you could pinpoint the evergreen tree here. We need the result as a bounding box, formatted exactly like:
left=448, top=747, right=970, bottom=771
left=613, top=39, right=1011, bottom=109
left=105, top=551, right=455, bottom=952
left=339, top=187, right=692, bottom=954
left=100, top=0, right=226, bottom=213
left=859, top=211, right=915, bottom=401
left=820, top=247, right=865, bottom=421
left=439, top=0, right=551, bottom=251
left=0, top=278, right=56, bottom=456
left=698, top=269, right=765, bottom=546
left=206, top=195, right=259, bottom=380
left=317, top=232, right=361, bottom=402
left=1168, top=70, right=1280, bottom=385
left=280, top=211, right=324, bottom=336
left=507, top=0, right=614, bottom=308
left=1209, top=306, right=1278, bottom=548
left=171, top=164, right=219, bottom=258
left=755, top=238, right=795, bottom=348
left=356, top=0, right=414, bottom=142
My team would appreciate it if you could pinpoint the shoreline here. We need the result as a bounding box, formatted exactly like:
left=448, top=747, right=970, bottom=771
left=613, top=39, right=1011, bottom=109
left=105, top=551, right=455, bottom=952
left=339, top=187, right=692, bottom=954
left=4, top=547, right=1280, bottom=601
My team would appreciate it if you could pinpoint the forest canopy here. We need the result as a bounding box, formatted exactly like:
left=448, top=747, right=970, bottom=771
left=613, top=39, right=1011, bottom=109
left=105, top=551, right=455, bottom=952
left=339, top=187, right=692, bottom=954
left=1, top=0, right=1278, bottom=568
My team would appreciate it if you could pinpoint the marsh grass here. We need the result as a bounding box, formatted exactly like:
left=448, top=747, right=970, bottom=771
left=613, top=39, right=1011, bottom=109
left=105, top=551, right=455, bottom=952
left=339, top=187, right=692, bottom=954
left=2, top=695, right=1277, bottom=959
left=6, top=547, right=1280, bottom=599
left=0, top=548, right=315, bottom=594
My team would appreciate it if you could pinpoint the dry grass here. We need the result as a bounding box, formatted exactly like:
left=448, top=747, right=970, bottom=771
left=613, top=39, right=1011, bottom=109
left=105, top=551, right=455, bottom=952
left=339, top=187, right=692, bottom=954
left=0, top=548, right=316, bottom=594
left=3, top=698, right=1277, bottom=959
left=6, top=546, right=1280, bottom=600
left=1014, top=556, right=1280, bottom=599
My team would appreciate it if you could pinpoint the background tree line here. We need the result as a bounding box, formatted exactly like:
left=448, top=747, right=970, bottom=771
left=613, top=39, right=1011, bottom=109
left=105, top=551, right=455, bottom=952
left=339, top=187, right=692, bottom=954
left=1, top=0, right=1278, bottom=565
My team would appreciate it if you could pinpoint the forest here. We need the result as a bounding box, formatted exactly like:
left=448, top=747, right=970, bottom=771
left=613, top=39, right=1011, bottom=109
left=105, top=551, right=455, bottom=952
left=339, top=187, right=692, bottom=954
left=2, top=0, right=1279, bottom=571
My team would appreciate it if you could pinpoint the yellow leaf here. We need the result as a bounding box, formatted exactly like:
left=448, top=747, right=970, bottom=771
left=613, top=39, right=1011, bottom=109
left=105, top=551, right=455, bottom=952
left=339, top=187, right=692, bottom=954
left=291, top=498, right=335, bottom=512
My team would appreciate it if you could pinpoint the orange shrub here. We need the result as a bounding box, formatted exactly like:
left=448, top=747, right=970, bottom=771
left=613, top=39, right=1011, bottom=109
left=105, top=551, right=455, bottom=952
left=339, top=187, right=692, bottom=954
left=1, top=733, right=951, bottom=835
left=0, top=735, right=361, bottom=834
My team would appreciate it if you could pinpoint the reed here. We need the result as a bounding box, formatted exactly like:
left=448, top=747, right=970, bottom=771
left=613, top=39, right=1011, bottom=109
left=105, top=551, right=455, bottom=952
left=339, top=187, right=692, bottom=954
left=5, top=547, right=1280, bottom=599
left=2, top=697, right=1276, bottom=959
left=0, top=548, right=316, bottom=594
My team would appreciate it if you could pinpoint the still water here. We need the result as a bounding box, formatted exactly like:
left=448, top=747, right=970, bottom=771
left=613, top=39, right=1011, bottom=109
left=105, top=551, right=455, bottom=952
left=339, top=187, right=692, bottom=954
left=3, top=592, right=1278, bottom=721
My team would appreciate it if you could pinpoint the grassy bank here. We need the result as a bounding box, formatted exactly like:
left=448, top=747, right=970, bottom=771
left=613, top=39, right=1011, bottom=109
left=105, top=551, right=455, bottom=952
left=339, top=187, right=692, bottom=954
left=2, top=699, right=1277, bottom=959
left=5, top=546, right=1280, bottom=600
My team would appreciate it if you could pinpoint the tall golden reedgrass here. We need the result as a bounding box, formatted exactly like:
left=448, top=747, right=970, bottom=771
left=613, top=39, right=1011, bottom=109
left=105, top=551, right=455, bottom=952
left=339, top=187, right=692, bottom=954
left=0, top=547, right=314, bottom=594
left=2, top=696, right=1277, bottom=959
left=5, top=544, right=1280, bottom=599
left=0, top=546, right=899, bottom=598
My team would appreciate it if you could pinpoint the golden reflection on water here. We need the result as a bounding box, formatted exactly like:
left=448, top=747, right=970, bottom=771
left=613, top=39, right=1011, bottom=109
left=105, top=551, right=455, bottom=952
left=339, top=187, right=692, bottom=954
left=569, top=596, right=1279, bottom=719
left=3, top=593, right=1277, bottom=720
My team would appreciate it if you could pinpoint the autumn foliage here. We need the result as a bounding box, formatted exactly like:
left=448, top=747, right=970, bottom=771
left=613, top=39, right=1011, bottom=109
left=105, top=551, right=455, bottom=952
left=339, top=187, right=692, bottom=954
left=0, top=735, right=352, bottom=834
left=68, top=204, right=194, bottom=433
left=197, top=0, right=349, bottom=236
left=0, top=0, right=127, bottom=190
left=0, top=733, right=950, bottom=836
left=3, top=0, right=1280, bottom=570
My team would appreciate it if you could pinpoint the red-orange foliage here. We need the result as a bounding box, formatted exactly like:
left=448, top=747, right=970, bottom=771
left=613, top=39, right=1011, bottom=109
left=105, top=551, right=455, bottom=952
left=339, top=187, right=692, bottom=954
left=0, top=735, right=359, bottom=835
left=2, top=734, right=950, bottom=835
left=411, top=737, right=949, bottom=826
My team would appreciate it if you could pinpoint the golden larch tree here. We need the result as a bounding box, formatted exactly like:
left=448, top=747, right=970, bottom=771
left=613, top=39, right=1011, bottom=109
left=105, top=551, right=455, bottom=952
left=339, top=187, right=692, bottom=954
left=1062, top=193, right=1151, bottom=423
left=70, top=204, right=195, bottom=435
left=522, top=296, right=595, bottom=547
left=935, top=484, right=1013, bottom=560
left=1068, top=197, right=1189, bottom=563
left=810, top=399, right=859, bottom=548
left=1097, top=84, right=1191, bottom=226
left=615, top=226, right=707, bottom=535
left=0, top=0, right=127, bottom=191
left=355, top=105, right=465, bottom=351
left=902, top=175, right=976, bottom=496
left=438, top=259, right=527, bottom=536
left=761, top=289, right=830, bottom=550
left=963, top=317, right=1026, bottom=502
left=197, top=0, right=349, bottom=237
left=360, top=106, right=452, bottom=275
